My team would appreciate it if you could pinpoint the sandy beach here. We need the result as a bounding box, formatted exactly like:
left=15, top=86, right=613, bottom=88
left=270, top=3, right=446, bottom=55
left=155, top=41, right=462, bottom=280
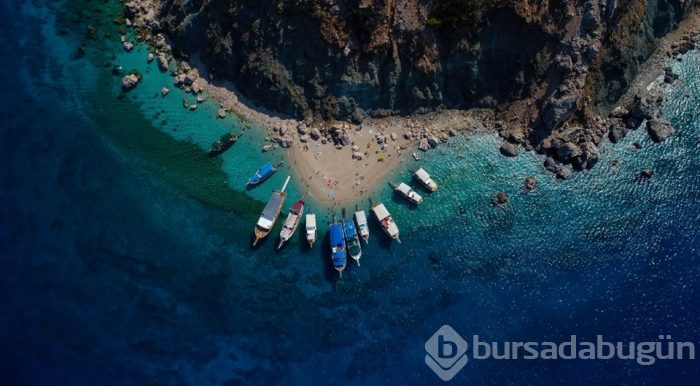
left=186, top=56, right=493, bottom=203
left=126, top=1, right=698, bottom=205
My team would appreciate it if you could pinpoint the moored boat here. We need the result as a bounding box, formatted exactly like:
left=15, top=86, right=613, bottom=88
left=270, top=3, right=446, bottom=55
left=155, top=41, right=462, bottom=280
left=208, top=132, right=242, bottom=157
left=252, top=176, right=290, bottom=246
left=370, top=199, right=400, bottom=242
left=306, top=212, right=317, bottom=248
left=329, top=218, right=347, bottom=277
left=247, top=161, right=283, bottom=186
left=391, top=182, right=423, bottom=205
left=277, top=192, right=307, bottom=249
left=354, top=208, right=369, bottom=243
left=413, top=168, right=438, bottom=192
left=342, top=208, right=362, bottom=266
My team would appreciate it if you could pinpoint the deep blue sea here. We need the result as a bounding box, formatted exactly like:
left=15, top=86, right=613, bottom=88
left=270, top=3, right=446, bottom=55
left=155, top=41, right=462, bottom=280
left=1, top=1, right=699, bottom=385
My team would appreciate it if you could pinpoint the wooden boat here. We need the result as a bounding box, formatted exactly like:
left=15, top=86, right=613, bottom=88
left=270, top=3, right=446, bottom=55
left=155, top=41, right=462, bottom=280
left=329, top=215, right=347, bottom=278
left=247, top=161, right=283, bottom=186
left=412, top=152, right=421, bottom=161
left=354, top=207, right=369, bottom=243
left=252, top=176, right=290, bottom=246
left=391, top=182, right=423, bottom=205
left=306, top=212, right=317, bottom=248
left=342, top=208, right=362, bottom=266
left=370, top=199, right=400, bottom=242
left=208, top=132, right=242, bottom=157
left=413, top=168, right=438, bottom=192
left=277, top=192, right=306, bottom=249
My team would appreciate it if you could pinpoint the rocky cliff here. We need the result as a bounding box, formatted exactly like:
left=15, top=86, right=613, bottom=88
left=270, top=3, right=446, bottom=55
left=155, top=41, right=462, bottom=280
left=125, top=0, right=698, bottom=176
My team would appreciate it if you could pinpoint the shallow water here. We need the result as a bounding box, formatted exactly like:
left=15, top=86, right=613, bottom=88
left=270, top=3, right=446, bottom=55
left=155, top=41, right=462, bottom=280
left=1, top=1, right=699, bottom=385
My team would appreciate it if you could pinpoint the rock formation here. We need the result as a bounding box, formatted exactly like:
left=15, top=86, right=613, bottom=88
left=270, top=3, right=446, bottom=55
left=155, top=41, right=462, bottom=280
left=124, top=0, right=699, bottom=176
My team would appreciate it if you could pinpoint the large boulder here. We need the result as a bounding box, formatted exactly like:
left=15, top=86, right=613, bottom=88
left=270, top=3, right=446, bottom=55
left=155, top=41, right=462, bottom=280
left=310, top=128, right=321, bottom=140
left=499, top=142, right=520, bottom=157
left=157, top=53, right=169, bottom=72
left=646, top=119, right=675, bottom=143
left=541, top=94, right=578, bottom=130
left=418, top=138, right=431, bottom=151
left=524, top=176, right=538, bottom=191
left=427, top=136, right=440, bottom=148
left=608, top=119, right=629, bottom=143
left=491, top=192, right=509, bottom=206
left=556, top=142, right=582, bottom=162
left=121, top=74, right=139, bottom=90
left=339, top=132, right=351, bottom=146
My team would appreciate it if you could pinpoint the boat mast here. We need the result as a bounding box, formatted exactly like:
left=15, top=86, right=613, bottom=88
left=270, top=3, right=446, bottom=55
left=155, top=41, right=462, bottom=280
left=281, top=176, right=291, bottom=192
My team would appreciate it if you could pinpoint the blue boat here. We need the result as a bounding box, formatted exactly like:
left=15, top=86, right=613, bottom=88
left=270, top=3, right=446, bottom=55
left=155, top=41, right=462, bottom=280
left=329, top=222, right=347, bottom=277
left=247, top=161, right=283, bottom=186
left=342, top=208, right=362, bottom=266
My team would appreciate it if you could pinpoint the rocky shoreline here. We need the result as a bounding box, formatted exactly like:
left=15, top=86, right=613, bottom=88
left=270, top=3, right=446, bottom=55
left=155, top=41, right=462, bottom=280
left=118, top=0, right=699, bottom=202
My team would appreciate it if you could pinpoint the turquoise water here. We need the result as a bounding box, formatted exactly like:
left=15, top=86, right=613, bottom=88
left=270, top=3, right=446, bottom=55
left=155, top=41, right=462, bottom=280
left=1, top=0, right=699, bottom=385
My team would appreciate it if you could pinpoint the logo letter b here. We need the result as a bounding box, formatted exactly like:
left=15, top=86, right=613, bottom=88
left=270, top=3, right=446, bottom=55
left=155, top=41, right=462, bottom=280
left=438, top=335, right=457, bottom=359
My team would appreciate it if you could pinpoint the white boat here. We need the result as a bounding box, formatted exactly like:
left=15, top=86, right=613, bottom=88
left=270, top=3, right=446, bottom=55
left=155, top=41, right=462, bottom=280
left=253, top=176, right=290, bottom=246
left=370, top=200, right=400, bottom=242
left=306, top=213, right=317, bottom=248
left=413, top=168, right=438, bottom=192
left=392, top=182, right=423, bottom=205
left=277, top=193, right=306, bottom=249
left=354, top=209, right=369, bottom=243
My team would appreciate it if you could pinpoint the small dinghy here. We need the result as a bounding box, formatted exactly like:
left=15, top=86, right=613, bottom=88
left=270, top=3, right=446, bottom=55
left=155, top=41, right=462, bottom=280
left=247, top=161, right=283, bottom=186
left=391, top=182, right=423, bottom=205
left=306, top=212, right=317, bottom=248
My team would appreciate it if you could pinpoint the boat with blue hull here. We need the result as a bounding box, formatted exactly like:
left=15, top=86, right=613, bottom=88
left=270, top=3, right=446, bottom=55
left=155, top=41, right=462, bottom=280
left=342, top=208, right=362, bottom=266
left=329, top=217, right=347, bottom=278
left=247, top=161, right=283, bottom=186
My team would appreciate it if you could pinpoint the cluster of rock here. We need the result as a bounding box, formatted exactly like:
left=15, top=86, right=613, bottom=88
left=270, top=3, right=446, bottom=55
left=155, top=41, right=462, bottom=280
left=608, top=89, right=677, bottom=144
left=667, top=27, right=700, bottom=57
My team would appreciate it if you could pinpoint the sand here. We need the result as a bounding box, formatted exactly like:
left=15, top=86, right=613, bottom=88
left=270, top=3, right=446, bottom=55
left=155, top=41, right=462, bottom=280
left=187, top=54, right=491, bottom=203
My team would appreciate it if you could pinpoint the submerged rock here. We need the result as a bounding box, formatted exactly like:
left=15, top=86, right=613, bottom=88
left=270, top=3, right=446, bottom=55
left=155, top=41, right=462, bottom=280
left=639, top=169, right=655, bottom=179
left=492, top=192, right=509, bottom=206
left=646, top=118, right=675, bottom=143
